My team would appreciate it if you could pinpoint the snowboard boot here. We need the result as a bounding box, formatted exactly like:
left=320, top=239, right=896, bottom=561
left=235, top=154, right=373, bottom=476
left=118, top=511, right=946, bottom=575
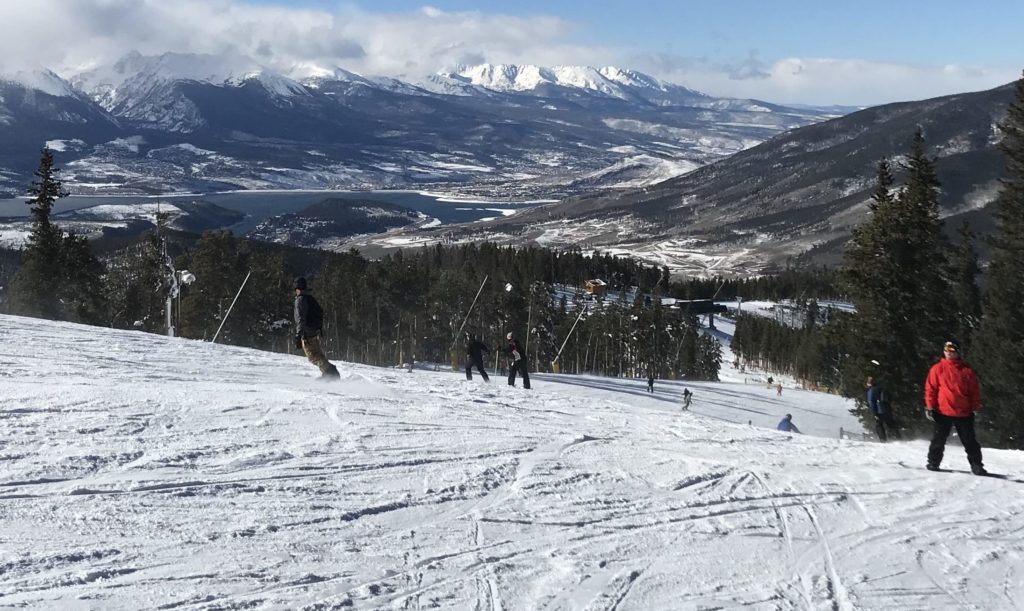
left=970, top=463, right=988, bottom=476
left=925, top=463, right=941, bottom=472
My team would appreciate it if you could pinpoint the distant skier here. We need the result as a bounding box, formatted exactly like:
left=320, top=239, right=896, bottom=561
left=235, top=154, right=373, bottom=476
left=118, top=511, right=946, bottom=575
left=505, top=332, right=530, bottom=389
left=647, top=373, right=655, bottom=393
left=464, top=332, right=490, bottom=382
left=925, top=341, right=985, bottom=474
left=777, top=414, right=801, bottom=434
left=866, top=376, right=900, bottom=442
left=776, top=383, right=783, bottom=396
left=293, top=277, right=340, bottom=379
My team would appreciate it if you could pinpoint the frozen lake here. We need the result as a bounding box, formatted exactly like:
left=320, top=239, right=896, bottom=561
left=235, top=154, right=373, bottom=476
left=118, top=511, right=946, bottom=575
left=0, top=190, right=543, bottom=233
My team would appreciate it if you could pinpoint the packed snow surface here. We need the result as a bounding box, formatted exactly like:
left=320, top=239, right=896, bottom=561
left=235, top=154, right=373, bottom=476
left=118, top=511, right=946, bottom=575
left=1, top=315, right=1023, bottom=609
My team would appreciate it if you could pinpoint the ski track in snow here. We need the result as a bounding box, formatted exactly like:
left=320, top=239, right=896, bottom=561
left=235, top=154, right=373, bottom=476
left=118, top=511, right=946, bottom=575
left=1, top=315, right=1023, bottom=609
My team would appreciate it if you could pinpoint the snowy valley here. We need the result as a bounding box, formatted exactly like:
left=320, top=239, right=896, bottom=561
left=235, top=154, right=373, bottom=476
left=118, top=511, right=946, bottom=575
left=1, top=314, right=1022, bottom=609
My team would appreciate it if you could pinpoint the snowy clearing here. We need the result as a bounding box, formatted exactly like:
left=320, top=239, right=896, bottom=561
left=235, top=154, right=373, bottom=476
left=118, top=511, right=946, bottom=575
left=1, top=315, right=1022, bottom=609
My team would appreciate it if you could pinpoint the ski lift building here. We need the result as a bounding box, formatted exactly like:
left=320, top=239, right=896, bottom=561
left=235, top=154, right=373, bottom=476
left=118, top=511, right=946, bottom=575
left=584, top=279, right=608, bottom=298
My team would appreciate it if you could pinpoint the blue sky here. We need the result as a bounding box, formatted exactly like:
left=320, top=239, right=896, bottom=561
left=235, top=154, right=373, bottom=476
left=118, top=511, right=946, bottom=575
left=264, top=0, right=1024, bottom=67
left=2, top=0, right=1021, bottom=105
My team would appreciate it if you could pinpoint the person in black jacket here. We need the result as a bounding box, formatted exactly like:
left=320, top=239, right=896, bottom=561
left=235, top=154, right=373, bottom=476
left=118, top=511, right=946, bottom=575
left=465, top=332, right=490, bottom=382
left=505, top=332, right=530, bottom=389
left=293, top=277, right=340, bottom=379
left=866, top=376, right=900, bottom=442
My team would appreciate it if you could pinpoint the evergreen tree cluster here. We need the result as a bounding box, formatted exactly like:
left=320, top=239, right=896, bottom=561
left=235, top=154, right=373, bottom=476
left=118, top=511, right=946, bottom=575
left=730, top=306, right=851, bottom=392
left=10, top=149, right=105, bottom=324
left=972, top=73, right=1024, bottom=448
left=165, top=238, right=723, bottom=380
left=833, top=72, right=1024, bottom=446
left=838, top=129, right=962, bottom=430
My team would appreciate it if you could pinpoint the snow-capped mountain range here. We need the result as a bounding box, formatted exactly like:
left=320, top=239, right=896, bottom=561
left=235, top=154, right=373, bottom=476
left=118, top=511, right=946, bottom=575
left=0, top=52, right=839, bottom=198
left=429, top=64, right=707, bottom=104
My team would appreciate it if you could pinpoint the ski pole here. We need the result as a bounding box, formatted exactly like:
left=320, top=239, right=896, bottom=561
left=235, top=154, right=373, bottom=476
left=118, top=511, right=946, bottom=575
left=552, top=303, right=588, bottom=370
left=449, top=275, right=489, bottom=351
left=211, top=270, right=252, bottom=344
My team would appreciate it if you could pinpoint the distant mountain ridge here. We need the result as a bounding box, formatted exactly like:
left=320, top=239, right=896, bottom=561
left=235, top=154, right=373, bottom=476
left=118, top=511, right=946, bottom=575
left=467, top=82, right=1016, bottom=274
left=0, top=52, right=836, bottom=198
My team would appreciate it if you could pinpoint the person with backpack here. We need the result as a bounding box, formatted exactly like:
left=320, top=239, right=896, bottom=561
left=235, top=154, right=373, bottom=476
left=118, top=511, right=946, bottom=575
left=924, top=341, right=985, bottom=474
left=505, top=332, right=530, bottom=389
left=866, top=376, right=900, bottom=442
left=293, top=277, right=340, bottom=379
left=682, top=387, right=693, bottom=410
left=464, top=332, right=490, bottom=382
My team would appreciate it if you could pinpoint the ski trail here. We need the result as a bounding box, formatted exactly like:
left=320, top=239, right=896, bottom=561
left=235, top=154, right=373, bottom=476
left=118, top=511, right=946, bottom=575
left=747, top=470, right=814, bottom=608
left=801, top=500, right=854, bottom=611
left=915, top=549, right=973, bottom=609
left=579, top=569, right=642, bottom=611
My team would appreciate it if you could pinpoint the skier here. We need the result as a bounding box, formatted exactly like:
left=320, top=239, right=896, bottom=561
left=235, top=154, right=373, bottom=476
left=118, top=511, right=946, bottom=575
left=464, top=332, right=490, bottom=382
left=866, top=376, right=900, bottom=442
left=682, top=387, right=693, bottom=410
left=776, top=383, right=783, bottom=396
left=293, top=277, right=340, bottom=379
left=924, top=341, right=985, bottom=474
left=505, top=332, right=530, bottom=389
left=777, top=414, right=801, bottom=433
left=647, top=373, right=654, bottom=393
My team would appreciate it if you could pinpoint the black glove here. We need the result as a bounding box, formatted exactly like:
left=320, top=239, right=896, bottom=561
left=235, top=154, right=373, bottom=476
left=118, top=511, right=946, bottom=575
left=294, top=335, right=303, bottom=351
left=924, top=409, right=935, bottom=422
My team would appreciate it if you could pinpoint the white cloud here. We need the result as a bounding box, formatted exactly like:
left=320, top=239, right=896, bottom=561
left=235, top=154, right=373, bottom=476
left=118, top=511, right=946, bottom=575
left=633, top=53, right=1019, bottom=106
left=0, top=0, right=1016, bottom=106
left=0, top=0, right=613, bottom=80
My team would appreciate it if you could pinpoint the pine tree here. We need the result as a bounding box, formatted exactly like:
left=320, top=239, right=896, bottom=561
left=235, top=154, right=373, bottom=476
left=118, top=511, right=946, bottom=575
left=12, top=148, right=66, bottom=319
left=840, top=131, right=955, bottom=430
left=973, top=72, right=1024, bottom=448
left=58, top=231, right=106, bottom=324
left=950, top=221, right=981, bottom=350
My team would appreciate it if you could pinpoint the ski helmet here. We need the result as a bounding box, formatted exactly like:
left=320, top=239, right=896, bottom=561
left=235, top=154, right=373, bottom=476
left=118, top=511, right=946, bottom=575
left=294, top=277, right=308, bottom=290
left=506, top=332, right=513, bottom=340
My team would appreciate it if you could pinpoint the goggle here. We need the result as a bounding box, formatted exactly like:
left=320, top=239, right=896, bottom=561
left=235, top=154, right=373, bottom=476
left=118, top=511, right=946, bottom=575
left=943, top=342, right=958, bottom=352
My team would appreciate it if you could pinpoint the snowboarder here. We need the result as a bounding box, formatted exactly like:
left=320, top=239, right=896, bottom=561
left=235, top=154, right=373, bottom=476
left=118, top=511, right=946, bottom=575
left=293, top=277, right=340, bottom=379
left=464, top=332, right=490, bottom=382
left=682, top=387, right=693, bottom=410
left=866, top=376, right=900, bottom=442
left=925, top=341, right=985, bottom=474
left=647, top=373, right=654, bottom=393
left=505, top=332, right=530, bottom=389
left=777, top=414, right=801, bottom=434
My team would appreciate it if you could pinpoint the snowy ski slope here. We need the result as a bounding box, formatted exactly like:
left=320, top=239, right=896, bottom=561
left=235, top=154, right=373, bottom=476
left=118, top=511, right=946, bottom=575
left=1, top=314, right=1023, bottom=610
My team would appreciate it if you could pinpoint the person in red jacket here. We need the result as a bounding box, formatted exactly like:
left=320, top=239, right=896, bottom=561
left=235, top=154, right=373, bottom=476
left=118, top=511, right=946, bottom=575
left=924, top=341, right=985, bottom=474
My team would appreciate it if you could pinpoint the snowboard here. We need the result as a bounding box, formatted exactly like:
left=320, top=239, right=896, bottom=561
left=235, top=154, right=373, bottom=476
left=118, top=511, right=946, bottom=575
left=897, top=461, right=1006, bottom=479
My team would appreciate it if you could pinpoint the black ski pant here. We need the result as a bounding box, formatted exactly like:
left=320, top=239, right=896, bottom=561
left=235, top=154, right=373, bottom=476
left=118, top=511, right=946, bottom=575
left=508, top=360, right=530, bottom=389
left=928, top=412, right=983, bottom=468
left=466, top=357, right=489, bottom=381
left=874, top=414, right=900, bottom=442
